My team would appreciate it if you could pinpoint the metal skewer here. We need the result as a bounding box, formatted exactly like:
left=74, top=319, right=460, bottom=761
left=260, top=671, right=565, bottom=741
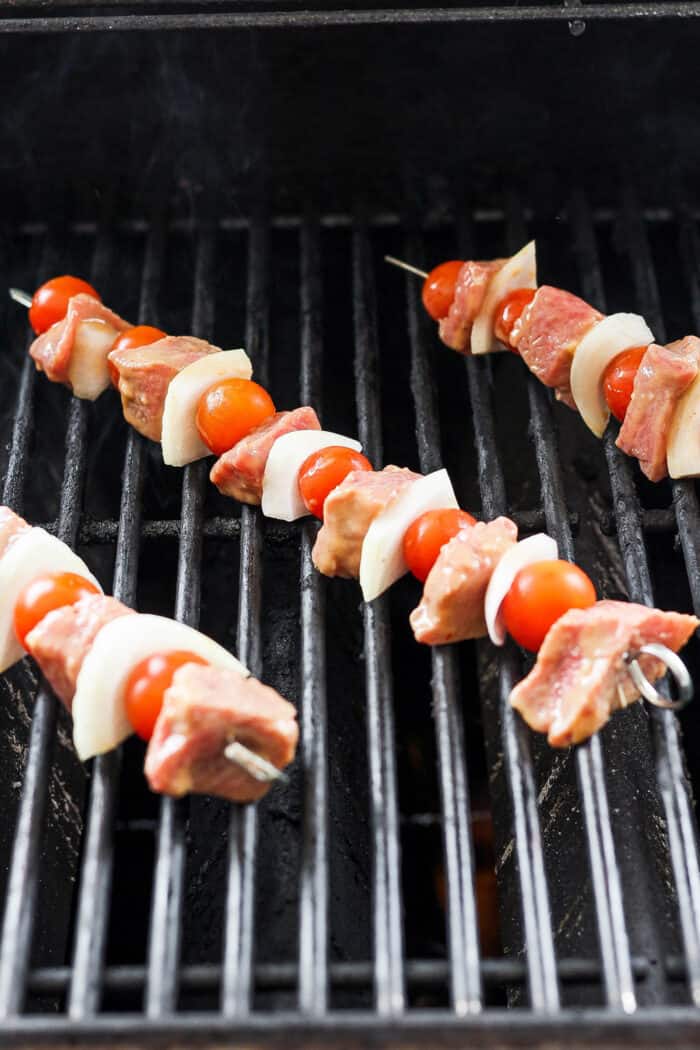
left=384, top=256, right=428, bottom=279
left=9, top=288, right=32, bottom=308
left=224, top=741, right=286, bottom=783
left=624, top=643, right=694, bottom=711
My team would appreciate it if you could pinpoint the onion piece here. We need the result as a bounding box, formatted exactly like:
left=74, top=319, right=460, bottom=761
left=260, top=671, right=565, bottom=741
left=471, top=241, right=537, bottom=356
left=262, top=430, right=362, bottom=521
left=569, top=313, right=653, bottom=437
left=68, top=319, right=121, bottom=400
left=72, top=613, right=248, bottom=761
left=668, top=372, right=700, bottom=478
left=359, top=468, right=458, bottom=602
left=0, top=528, right=101, bottom=673
left=161, top=349, right=253, bottom=467
left=484, top=533, right=558, bottom=645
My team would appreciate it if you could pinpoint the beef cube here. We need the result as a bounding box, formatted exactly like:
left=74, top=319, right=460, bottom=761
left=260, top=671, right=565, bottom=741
left=145, top=663, right=298, bottom=803
left=25, top=594, right=134, bottom=709
left=438, top=260, right=503, bottom=353
left=109, top=335, right=219, bottom=442
left=510, top=600, right=698, bottom=747
left=312, top=466, right=421, bottom=579
left=410, top=517, right=518, bottom=645
left=617, top=336, right=700, bottom=481
left=210, top=407, right=321, bottom=504
left=513, top=286, right=602, bottom=406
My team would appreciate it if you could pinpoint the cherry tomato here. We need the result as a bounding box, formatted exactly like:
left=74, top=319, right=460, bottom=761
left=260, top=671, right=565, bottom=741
left=493, top=288, right=536, bottom=351
left=422, top=261, right=464, bottom=321
left=124, top=650, right=208, bottom=742
left=402, top=508, right=477, bottom=582
left=602, top=345, right=647, bottom=423
left=196, top=378, right=276, bottom=456
left=501, top=559, right=597, bottom=653
left=108, top=325, right=167, bottom=386
left=29, top=276, right=100, bottom=335
left=14, top=571, right=100, bottom=648
left=298, top=446, right=373, bottom=520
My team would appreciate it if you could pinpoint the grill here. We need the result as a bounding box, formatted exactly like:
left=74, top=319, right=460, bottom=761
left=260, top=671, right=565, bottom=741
left=2, top=15, right=700, bottom=1047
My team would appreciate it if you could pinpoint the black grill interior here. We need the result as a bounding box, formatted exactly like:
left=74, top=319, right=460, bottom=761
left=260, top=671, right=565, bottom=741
left=2, top=15, right=700, bottom=1048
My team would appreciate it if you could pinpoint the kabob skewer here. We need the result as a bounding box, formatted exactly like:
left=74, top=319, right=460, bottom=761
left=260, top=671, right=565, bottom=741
left=7, top=269, right=698, bottom=754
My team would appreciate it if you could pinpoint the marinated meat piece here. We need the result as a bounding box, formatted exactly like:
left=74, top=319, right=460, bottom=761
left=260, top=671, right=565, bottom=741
left=0, top=507, right=30, bottom=560
left=210, top=407, right=321, bottom=504
left=145, top=663, right=298, bottom=803
left=25, top=594, right=133, bottom=710
left=312, top=466, right=421, bottom=579
left=510, top=600, right=698, bottom=747
left=439, top=260, right=503, bottom=354
left=410, top=517, right=518, bottom=645
left=30, top=294, right=130, bottom=391
left=109, top=335, right=219, bottom=442
left=616, top=336, right=700, bottom=482
left=513, top=286, right=602, bottom=406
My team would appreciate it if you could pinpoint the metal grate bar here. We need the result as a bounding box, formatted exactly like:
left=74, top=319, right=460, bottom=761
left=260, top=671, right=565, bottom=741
left=146, top=230, right=214, bottom=1016
left=0, top=233, right=91, bottom=1018
left=403, top=231, right=482, bottom=1015
left=570, top=188, right=700, bottom=1005
left=618, top=188, right=700, bottom=1004
left=457, top=209, right=560, bottom=1012
left=222, top=213, right=269, bottom=1017
left=67, top=221, right=163, bottom=1018
left=352, top=216, right=405, bottom=1015
left=505, top=199, right=636, bottom=1013
left=298, top=216, right=329, bottom=1015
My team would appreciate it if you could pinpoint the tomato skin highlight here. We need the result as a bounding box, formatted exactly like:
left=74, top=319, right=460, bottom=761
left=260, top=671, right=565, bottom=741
left=422, top=261, right=464, bottom=322
left=108, top=325, right=167, bottom=386
left=298, top=446, right=373, bottom=520
left=29, top=276, right=101, bottom=335
left=14, top=571, right=101, bottom=648
left=602, top=345, right=647, bottom=423
left=493, top=288, right=536, bottom=351
left=124, top=651, right=208, bottom=742
left=501, top=559, right=597, bottom=653
left=196, top=378, right=276, bottom=456
left=402, top=508, right=477, bottom=583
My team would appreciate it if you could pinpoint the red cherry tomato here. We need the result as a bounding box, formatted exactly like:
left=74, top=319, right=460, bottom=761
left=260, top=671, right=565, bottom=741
left=298, top=446, right=373, bottom=520
left=422, top=261, right=464, bottom=321
left=501, top=559, right=597, bottom=653
left=14, top=571, right=100, bottom=648
left=108, top=325, right=167, bottom=386
left=602, top=345, right=648, bottom=423
left=196, top=378, right=276, bottom=456
left=402, top=508, right=477, bottom=582
left=124, top=650, right=208, bottom=742
left=493, top=288, right=536, bottom=351
left=29, top=276, right=101, bottom=335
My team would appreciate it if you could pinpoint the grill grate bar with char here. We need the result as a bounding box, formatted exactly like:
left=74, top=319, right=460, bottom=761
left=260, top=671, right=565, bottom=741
left=67, top=219, right=160, bottom=1020
left=145, top=231, right=215, bottom=1016
left=403, top=229, right=483, bottom=1015
left=297, top=215, right=330, bottom=1016
left=0, top=232, right=90, bottom=1019
left=352, top=217, right=406, bottom=1015
left=222, top=215, right=268, bottom=1018
left=458, top=209, right=560, bottom=1012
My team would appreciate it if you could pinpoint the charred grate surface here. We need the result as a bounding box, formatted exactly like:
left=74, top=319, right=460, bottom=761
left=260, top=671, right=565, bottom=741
left=0, top=192, right=699, bottom=1047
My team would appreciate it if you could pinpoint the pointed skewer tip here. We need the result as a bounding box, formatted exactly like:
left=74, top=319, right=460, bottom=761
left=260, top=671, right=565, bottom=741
left=384, top=256, right=429, bottom=279
left=9, top=288, right=32, bottom=309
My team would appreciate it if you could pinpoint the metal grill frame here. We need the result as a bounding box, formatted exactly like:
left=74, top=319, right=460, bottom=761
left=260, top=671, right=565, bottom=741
left=0, top=198, right=700, bottom=1048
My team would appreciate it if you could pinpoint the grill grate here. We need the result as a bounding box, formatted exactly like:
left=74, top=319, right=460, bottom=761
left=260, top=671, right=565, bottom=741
left=0, top=193, right=700, bottom=1046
